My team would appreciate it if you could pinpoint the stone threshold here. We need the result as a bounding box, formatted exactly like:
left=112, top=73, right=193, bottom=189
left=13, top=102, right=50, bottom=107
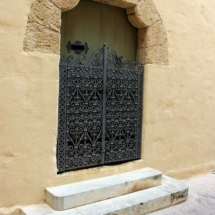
left=21, top=173, right=188, bottom=215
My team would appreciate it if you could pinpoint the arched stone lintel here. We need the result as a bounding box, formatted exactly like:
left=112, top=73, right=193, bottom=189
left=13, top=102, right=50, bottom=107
left=93, top=0, right=139, bottom=9
left=52, top=0, right=80, bottom=12
left=23, top=0, right=168, bottom=65
left=127, top=0, right=160, bottom=28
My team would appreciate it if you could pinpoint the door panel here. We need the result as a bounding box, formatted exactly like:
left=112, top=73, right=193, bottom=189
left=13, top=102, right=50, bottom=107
left=65, top=65, right=104, bottom=170
left=57, top=45, right=143, bottom=173
left=105, top=66, right=141, bottom=163
left=60, top=0, right=137, bottom=62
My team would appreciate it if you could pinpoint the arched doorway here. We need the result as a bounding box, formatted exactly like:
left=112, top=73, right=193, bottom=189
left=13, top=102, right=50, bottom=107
left=57, top=0, right=143, bottom=173
left=60, top=0, right=137, bottom=61
left=24, top=0, right=168, bottom=65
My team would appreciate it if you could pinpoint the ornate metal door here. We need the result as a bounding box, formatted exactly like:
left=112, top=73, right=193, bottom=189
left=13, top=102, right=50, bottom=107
left=57, top=44, right=143, bottom=173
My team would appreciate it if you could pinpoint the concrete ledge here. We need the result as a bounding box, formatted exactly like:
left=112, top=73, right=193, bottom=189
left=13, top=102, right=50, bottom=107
left=46, top=168, right=162, bottom=210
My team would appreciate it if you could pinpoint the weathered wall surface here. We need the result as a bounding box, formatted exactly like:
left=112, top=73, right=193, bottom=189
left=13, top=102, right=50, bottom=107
left=144, top=0, right=215, bottom=177
left=1, top=0, right=215, bottom=214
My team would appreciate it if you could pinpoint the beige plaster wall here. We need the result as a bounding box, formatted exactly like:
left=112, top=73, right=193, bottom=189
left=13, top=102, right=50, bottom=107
left=1, top=0, right=215, bottom=214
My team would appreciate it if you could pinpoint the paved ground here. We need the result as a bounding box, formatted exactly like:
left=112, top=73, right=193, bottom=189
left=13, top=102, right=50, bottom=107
left=149, top=173, right=215, bottom=215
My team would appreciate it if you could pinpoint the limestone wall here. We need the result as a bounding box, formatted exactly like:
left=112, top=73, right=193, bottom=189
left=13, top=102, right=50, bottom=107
left=1, top=0, right=215, bottom=214
left=23, top=0, right=168, bottom=65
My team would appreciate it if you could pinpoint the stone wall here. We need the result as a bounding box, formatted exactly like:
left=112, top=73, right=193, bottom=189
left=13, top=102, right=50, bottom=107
left=23, top=0, right=168, bottom=65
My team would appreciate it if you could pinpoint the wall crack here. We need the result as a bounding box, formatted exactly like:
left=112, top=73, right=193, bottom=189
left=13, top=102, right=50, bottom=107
left=49, top=0, right=61, bottom=9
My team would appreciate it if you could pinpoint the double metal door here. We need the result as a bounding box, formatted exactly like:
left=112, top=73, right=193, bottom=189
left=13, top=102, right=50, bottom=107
left=57, top=45, right=143, bottom=173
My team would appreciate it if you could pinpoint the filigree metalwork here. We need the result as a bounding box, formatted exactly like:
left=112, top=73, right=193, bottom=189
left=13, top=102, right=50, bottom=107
left=104, top=49, right=143, bottom=163
left=66, top=41, right=89, bottom=55
left=57, top=45, right=143, bottom=173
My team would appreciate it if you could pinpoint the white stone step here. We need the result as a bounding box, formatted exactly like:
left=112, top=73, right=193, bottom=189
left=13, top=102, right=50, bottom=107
left=46, top=168, right=162, bottom=211
left=21, top=176, right=188, bottom=215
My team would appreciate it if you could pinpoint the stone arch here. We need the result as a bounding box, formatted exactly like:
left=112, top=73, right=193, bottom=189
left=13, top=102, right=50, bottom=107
left=23, top=0, right=168, bottom=65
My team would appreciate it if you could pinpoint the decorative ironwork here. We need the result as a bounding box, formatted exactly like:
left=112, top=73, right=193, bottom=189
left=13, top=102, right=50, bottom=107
left=66, top=41, right=89, bottom=55
left=57, top=44, right=143, bottom=173
left=104, top=49, right=143, bottom=163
